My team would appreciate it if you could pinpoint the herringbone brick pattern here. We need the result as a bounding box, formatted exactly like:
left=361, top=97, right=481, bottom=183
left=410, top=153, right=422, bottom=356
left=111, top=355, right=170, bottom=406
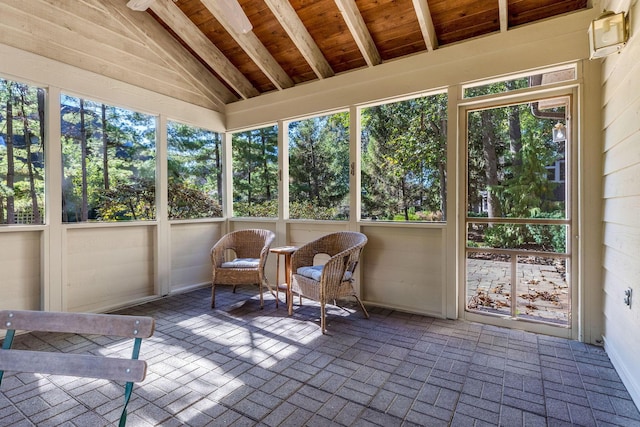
left=1, top=287, right=639, bottom=426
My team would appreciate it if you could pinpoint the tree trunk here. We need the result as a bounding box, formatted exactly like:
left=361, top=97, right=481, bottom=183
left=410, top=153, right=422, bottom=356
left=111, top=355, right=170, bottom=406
left=508, top=105, right=523, bottom=167
left=20, top=90, right=40, bottom=224
left=37, top=89, right=45, bottom=151
left=102, top=104, right=109, bottom=190
left=80, top=99, right=89, bottom=221
left=259, top=129, right=271, bottom=200
left=480, top=109, right=502, bottom=218
left=402, top=177, right=409, bottom=221
left=440, top=118, right=447, bottom=220
left=215, top=137, right=222, bottom=205
left=6, top=98, right=15, bottom=224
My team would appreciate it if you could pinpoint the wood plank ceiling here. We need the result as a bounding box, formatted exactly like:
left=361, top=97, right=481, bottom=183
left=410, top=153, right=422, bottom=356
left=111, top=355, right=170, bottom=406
left=143, top=0, right=588, bottom=106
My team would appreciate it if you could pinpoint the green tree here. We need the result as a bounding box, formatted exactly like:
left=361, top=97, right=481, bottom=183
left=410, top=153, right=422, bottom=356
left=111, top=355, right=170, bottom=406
left=167, top=121, right=223, bottom=219
left=361, top=94, right=447, bottom=221
left=288, top=113, right=349, bottom=220
left=0, top=79, right=45, bottom=224
left=61, top=95, right=156, bottom=222
left=233, top=126, right=278, bottom=217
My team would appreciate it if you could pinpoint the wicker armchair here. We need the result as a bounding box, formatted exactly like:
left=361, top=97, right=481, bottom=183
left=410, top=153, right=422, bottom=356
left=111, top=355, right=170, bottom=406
left=290, top=231, right=369, bottom=334
left=210, top=229, right=275, bottom=309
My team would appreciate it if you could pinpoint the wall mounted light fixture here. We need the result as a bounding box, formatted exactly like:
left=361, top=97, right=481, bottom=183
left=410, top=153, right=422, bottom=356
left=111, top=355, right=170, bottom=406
left=588, top=11, right=629, bottom=59
left=553, top=122, right=567, bottom=142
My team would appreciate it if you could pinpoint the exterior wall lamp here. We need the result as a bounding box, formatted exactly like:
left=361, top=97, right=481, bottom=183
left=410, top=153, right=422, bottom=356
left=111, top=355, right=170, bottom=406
left=588, top=11, right=629, bottom=59
left=553, top=122, right=567, bottom=143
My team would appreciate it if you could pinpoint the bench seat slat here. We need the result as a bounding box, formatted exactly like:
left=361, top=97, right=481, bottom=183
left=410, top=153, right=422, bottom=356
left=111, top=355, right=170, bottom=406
left=0, top=349, right=147, bottom=383
left=0, top=310, right=154, bottom=339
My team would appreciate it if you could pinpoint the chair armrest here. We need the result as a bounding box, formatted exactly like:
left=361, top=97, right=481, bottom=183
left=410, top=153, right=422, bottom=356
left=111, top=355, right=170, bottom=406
left=318, top=246, right=359, bottom=287
left=210, top=237, right=233, bottom=267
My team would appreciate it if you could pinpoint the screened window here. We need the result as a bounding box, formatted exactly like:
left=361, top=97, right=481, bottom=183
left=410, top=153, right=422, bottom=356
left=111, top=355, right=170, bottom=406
left=0, top=78, right=45, bottom=225
left=463, top=67, right=576, bottom=98
left=61, top=95, right=156, bottom=222
left=232, top=125, right=278, bottom=218
left=288, top=112, right=349, bottom=220
left=167, top=121, right=222, bottom=220
left=360, top=93, right=447, bottom=222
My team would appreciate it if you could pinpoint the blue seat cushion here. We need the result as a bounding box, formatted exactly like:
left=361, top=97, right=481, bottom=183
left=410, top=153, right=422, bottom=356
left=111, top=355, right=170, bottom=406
left=221, top=258, right=260, bottom=268
left=296, top=265, right=352, bottom=282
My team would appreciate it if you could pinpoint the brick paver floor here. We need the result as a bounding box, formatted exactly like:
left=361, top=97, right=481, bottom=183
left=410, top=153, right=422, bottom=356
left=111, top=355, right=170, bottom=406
left=1, top=287, right=639, bottom=426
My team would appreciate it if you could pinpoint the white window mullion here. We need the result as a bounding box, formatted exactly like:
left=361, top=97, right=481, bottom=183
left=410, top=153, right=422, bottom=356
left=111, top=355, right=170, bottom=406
left=44, top=86, right=64, bottom=312
left=350, top=105, right=361, bottom=230
left=222, top=131, right=233, bottom=223
left=155, top=114, right=171, bottom=296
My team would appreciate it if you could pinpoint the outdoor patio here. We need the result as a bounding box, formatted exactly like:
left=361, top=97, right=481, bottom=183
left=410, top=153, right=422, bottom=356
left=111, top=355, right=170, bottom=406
left=467, top=257, right=570, bottom=325
left=1, top=286, right=639, bottom=426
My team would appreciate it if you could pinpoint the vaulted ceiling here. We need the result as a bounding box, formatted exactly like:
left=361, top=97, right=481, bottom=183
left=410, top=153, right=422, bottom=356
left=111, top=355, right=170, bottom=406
left=142, top=0, right=589, bottom=106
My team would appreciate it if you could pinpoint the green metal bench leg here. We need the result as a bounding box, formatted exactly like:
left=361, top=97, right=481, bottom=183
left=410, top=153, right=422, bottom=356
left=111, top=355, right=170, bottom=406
left=118, top=337, right=143, bottom=427
left=0, top=329, right=16, bottom=385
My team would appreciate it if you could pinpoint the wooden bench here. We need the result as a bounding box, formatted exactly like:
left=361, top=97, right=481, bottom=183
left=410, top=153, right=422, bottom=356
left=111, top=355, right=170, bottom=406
left=0, top=310, right=155, bottom=427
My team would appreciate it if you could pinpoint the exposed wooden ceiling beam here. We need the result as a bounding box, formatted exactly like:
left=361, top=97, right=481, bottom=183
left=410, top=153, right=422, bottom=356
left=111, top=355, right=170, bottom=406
left=499, top=0, right=508, bottom=32
left=104, top=0, right=235, bottom=108
left=150, top=0, right=258, bottom=99
left=333, top=0, right=381, bottom=67
left=412, top=0, right=438, bottom=51
left=200, top=0, right=294, bottom=90
left=263, top=0, right=334, bottom=79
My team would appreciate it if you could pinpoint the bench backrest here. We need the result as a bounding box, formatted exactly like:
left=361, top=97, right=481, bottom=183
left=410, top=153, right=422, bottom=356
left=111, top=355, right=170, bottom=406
left=0, top=310, right=155, bottom=426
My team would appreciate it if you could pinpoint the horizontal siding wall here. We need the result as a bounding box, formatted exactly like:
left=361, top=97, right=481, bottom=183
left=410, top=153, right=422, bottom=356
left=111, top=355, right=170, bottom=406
left=0, top=231, right=41, bottom=311
left=66, top=226, right=155, bottom=313
left=601, top=0, right=640, bottom=407
left=360, top=225, right=446, bottom=317
left=170, top=222, right=225, bottom=293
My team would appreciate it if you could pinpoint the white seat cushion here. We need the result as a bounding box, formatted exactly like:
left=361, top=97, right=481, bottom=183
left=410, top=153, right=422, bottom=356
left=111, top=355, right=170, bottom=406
left=296, top=265, right=352, bottom=282
left=221, top=258, right=260, bottom=268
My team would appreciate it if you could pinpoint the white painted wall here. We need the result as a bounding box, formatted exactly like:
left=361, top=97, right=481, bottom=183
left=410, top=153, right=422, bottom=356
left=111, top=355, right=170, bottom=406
left=601, top=0, right=640, bottom=408
left=0, top=230, right=41, bottom=310
left=360, top=224, right=446, bottom=317
left=66, top=225, right=155, bottom=312
left=170, top=221, right=225, bottom=294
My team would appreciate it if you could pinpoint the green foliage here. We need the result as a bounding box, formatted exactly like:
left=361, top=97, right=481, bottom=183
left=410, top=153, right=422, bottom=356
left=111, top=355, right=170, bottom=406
left=168, top=181, right=222, bottom=220
left=483, top=210, right=566, bottom=253
left=96, top=178, right=222, bottom=221
left=484, top=223, right=530, bottom=249
left=96, top=178, right=155, bottom=221
left=232, top=126, right=278, bottom=217
left=490, top=106, right=560, bottom=217
left=168, top=121, right=223, bottom=219
left=0, top=78, right=45, bottom=224
left=527, top=210, right=567, bottom=253
left=61, top=95, right=156, bottom=222
left=288, top=113, right=349, bottom=220
left=361, top=93, right=447, bottom=221
left=289, top=201, right=344, bottom=221
left=390, top=207, right=442, bottom=222
left=233, top=200, right=278, bottom=218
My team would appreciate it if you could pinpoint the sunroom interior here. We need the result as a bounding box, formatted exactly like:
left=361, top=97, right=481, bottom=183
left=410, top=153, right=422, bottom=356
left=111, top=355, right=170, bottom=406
left=1, top=0, right=639, bottom=418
